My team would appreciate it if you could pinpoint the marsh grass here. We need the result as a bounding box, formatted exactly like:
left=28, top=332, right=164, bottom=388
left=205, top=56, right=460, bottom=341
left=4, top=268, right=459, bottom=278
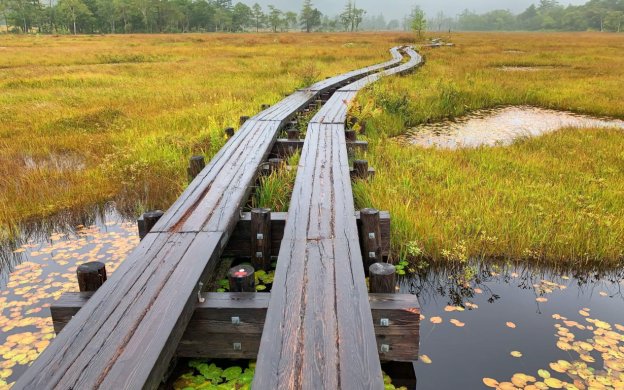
left=355, top=32, right=624, bottom=266
left=251, top=152, right=300, bottom=212
left=0, top=32, right=413, bottom=232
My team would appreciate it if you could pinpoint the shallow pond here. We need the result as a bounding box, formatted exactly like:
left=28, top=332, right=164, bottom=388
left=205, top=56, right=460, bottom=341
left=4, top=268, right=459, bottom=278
left=0, top=209, right=623, bottom=389
left=397, top=106, right=624, bottom=149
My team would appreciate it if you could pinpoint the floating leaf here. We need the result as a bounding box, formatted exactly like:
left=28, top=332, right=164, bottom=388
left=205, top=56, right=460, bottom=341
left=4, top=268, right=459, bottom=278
left=450, top=319, right=465, bottom=327
left=429, top=317, right=442, bottom=324
left=506, top=322, right=517, bottom=329
left=510, top=351, right=523, bottom=358
left=538, top=369, right=551, bottom=379
left=221, top=366, right=242, bottom=381
left=544, top=377, right=563, bottom=388
left=482, top=378, right=499, bottom=387
left=536, top=297, right=548, bottom=303
left=419, top=355, right=432, bottom=364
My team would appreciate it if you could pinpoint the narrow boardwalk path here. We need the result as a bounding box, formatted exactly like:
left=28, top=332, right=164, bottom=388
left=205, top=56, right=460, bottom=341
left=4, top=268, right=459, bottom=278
left=254, top=48, right=422, bottom=389
left=14, top=47, right=421, bottom=390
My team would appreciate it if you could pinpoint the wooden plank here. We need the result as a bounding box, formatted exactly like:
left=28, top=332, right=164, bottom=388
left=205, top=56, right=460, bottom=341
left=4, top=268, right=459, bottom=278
left=270, top=139, right=368, bottom=158
left=51, top=292, right=420, bottom=362
left=254, top=114, right=382, bottom=389
left=223, top=211, right=390, bottom=258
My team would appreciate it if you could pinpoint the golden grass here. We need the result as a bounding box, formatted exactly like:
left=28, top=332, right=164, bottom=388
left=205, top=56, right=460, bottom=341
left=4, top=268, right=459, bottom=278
left=355, top=32, right=624, bottom=266
left=0, top=32, right=412, bottom=236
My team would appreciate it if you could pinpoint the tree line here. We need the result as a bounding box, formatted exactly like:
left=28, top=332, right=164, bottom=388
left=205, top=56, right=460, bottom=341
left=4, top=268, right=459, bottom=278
left=0, top=0, right=406, bottom=34
left=452, top=0, right=623, bottom=32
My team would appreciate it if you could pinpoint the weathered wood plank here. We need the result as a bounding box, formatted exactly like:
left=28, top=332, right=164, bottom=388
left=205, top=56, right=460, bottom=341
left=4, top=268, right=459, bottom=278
left=223, top=211, right=390, bottom=258
left=51, top=292, right=420, bottom=362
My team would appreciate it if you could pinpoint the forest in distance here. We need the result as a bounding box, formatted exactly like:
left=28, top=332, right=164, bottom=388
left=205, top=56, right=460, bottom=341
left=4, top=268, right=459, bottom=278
left=1, top=0, right=623, bottom=35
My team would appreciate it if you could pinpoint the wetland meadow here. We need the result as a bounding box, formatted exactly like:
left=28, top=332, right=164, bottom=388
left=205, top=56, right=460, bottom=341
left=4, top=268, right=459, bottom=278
left=1, top=31, right=623, bottom=389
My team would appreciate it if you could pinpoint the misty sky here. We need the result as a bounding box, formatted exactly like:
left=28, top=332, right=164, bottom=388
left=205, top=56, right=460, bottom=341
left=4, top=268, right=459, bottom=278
left=245, top=0, right=589, bottom=21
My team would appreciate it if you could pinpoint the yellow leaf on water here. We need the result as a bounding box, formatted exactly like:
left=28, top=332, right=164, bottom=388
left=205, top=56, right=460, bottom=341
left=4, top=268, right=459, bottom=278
left=510, top=351, right=523, bottom=358
left=544, top=377, right=563, bottom=388
left=579, top=310, right=589, bottom=317
left=450, top=319, right=465, bottom=327
left=429, top=316, right=442, bottom=324
left=506, top=322, right=517, bottom=329
left=419, top=355, right=432, bottom=364
left=536, top=297, right=548, bottom=303
left=482, top=378, right=498, bottom=388
left=538, top=369, right=551, bottom=379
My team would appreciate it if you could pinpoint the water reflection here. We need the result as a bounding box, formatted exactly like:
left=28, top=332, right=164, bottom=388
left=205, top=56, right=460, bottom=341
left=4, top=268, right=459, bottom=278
left=397, top=106, right=624, bottom=149
left=0, top=205, right=138, bottom=387
left=0, top=202, right=136, bottom=288
left=407, top=261, right=624, bottom=389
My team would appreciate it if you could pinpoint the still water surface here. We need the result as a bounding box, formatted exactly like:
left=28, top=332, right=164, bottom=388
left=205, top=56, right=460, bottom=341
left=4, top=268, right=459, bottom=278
left=1, top=208, right=622, bottom=389
left=398, top=106, right=624, bottom=149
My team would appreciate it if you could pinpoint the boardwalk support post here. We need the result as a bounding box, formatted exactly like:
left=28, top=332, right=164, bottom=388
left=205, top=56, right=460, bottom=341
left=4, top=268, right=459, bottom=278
left=345, top=130, right=357, bottom=142
left=188, top=156, right=205, bottom=181
left=225, top=127, right=235, bottom=138
left=228, top=265, right=256, bottom=292
left=369, top=263, right=396, bottom=294
left=251, top=208, right=272, bottom=271
left=240, top=116, right=250, bottom=126
left=287, top=128, right=300, bottom=140
left=137, top=210, right=164, bottom=240
left=360, top=208, right=383, bottom=270
left=77, top=262, right=107, bottom=292
left=353, top=159, right=370, bottom=179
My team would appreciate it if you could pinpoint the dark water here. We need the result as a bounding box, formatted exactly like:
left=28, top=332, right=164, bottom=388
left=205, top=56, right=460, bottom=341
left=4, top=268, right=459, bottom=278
left=1, top=209, right=623, bottom=389
left=0, top=205, right=138, bottom=387
left=409, top=263, right=624, bottom=389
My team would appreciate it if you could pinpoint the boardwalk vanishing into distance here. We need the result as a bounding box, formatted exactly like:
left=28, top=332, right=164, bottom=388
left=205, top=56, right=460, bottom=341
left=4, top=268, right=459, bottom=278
left=15, top=46, right=423, bottom=390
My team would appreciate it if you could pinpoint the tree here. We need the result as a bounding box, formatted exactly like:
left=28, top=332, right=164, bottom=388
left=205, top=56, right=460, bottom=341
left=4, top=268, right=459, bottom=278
left=95, top=0, right=115, bottom=32
left=267, top=5, right=281, bottom=32
left=299, top=0, right=320, bottom=32
left=250, top=2, right=263, bottom=31
left=0, top=0, right=9, bottom=30
left=409, top=6, right=426, bottom=38
left=284, top=10, right=297, bottom=30
left=58, top=0, right=91, bottom=33
left=231, top=2, right=251, bottom=31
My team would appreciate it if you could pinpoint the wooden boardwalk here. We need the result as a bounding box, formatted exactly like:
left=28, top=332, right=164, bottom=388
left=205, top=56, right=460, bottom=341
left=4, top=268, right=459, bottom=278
left=15, top=47, right=422, bottom=390
left=253, top=48, right=422, bottom=390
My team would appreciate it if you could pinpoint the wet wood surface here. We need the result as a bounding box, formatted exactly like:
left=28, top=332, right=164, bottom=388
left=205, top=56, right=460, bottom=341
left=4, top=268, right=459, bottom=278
left=52, top=292, right=420, bottom=362
left=254, top=48, right=423, bottom=389
left=17, top=47, right=421, bottom=390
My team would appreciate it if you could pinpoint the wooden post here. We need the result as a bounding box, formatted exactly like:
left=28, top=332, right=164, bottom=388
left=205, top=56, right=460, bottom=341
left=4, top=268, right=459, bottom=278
left=251, top=208, right=272, bottom=271
left=137, top=210, right=164, bottom=240
left=315, top=99, right=323, bottom=109
left=360, top=208, right=383, bottom=270
left=228, top=265, right=256, bottom=292
left=261, top=104, right=270, bottom=110
left=369, top=263, right=396, bottom=294
left=353, top=160, right=369, bottom=179
left=287, top=129, right=300, bottom=140
left=240, top=116, right=250, bottom=126
left=187, top=156, right=205, bottom=181
left=77, top=262, right=107, bottom=292
left=268, top=158, right=283, bottom=174
left=225, top=127, right=235, bottom=138
left=345, top=130, right=357, bottom=142
left=359, top=121, right=367, bottom=135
